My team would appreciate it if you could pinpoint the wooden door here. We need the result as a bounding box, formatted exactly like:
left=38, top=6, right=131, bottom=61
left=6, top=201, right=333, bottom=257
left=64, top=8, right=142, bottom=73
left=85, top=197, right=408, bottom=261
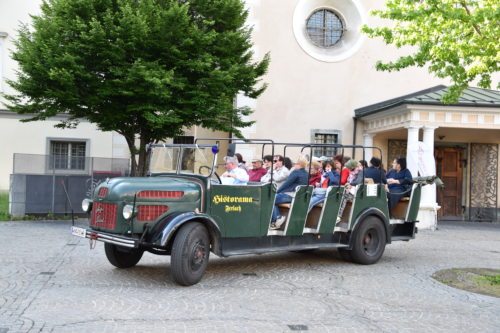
left=435, top=147, right=463, bottom=219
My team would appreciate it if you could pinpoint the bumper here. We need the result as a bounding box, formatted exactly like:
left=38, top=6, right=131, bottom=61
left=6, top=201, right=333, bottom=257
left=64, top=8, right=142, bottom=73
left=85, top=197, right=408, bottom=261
left=71, top=226, right=138, bottom=248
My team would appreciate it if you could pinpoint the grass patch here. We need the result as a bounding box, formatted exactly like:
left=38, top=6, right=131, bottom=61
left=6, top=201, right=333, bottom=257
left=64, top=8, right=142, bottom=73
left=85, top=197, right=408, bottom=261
left=433, top=268, right=500, bottom=298
left=0, top=192, right=10, bottom=220
left=479, top=274, right=500, bottom=286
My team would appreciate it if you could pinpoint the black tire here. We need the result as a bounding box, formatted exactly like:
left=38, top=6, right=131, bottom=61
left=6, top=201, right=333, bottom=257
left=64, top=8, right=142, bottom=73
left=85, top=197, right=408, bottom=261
left=104, top=243, right=144, bottom=268
left=170, top=222, right=210, bottom=286
left=338, top=248, right=353, bottom=262
left=350, top=216, right=386, bottom=265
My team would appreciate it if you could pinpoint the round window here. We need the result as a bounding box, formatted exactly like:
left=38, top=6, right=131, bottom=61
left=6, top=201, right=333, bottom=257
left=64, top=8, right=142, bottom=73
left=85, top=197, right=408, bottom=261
left=306, top=9, right=344, bottom=48
left=293, top=0, right=365, bottom=62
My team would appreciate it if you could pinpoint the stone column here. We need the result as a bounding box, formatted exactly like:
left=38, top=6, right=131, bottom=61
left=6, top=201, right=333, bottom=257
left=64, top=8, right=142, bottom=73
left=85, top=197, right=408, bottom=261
left=363, top=133, right=374, bottom=163
left=418, top=126, right=440, bottom=230
left=405, top=125, right=421, bottom=178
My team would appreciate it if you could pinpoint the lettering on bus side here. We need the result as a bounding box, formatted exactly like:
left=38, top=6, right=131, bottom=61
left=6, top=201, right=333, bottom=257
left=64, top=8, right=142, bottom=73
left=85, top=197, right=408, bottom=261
left=212, top=195, right=253, bottom=205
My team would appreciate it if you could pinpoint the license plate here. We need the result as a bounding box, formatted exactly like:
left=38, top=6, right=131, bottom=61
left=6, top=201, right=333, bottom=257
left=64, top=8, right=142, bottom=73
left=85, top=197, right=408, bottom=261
left=71, top=226, right=87, bottom=238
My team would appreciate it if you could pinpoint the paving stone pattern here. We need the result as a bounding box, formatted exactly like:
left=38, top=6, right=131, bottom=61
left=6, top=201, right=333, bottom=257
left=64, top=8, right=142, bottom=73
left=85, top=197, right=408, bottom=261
left=0, top=220, right=499, bottom=332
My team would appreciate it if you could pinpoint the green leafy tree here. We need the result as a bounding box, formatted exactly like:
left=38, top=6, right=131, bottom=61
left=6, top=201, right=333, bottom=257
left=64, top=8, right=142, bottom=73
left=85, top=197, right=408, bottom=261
left=4, top=0, right=269, bottom=175
left=362, top=0, right=499, bottom=103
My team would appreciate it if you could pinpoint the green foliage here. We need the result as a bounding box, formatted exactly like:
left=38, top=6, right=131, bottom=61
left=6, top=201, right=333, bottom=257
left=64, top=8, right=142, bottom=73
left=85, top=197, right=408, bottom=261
left=362, top=0, right=499, bottom=103
left=4, top=0, right=269, bottom=175
left=480, top=274, right=500, bottom=285
left=0, top=192, right=10, bottom=220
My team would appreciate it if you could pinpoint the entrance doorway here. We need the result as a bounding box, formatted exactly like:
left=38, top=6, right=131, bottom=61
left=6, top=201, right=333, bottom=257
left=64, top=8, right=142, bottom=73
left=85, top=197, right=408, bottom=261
left=435, top=146, right=464, bottom=220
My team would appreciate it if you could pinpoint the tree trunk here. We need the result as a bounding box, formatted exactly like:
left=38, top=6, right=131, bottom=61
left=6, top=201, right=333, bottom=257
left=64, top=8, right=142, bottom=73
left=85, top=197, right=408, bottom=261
left=124, top=135, right=139, bottom=177
left=137, top=136, right=149, bottom=176
left=124, top=134, right=150, bottom=177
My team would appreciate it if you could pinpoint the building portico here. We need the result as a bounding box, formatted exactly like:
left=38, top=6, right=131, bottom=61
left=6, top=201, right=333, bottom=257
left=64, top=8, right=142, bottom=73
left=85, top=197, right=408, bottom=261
left=355, top=86, right=500, bottom=229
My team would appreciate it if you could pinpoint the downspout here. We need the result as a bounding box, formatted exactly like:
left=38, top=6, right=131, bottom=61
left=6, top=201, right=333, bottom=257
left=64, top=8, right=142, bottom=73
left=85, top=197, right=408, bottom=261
left=352, top=116, right=358, bottom=157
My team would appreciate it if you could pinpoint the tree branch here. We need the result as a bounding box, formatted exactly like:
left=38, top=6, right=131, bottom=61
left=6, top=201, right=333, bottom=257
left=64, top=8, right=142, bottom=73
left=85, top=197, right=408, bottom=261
left=460, top=1, right=482, bottom=36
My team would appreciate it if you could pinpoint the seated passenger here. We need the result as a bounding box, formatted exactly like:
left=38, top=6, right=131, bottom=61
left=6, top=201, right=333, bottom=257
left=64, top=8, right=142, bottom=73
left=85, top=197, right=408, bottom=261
left=386, top=157, right=413, bottom=211
left=346, top=159, right=364, bottom=186
left=336, top=159, right=362, bottom=222
left=234, top=153, right=249, bottom=172
left=309, top=161, right=322, bottom=186
left=308, top=160, right=340, bottom=209
left=283, top=157, right=293, bottom=170
left=248, top=158, right=267, bottom=182
left=221, top=156, right=249, bottom=185
left=260, top=155, right=290, bottom=188
left=364, top=157, right=387, bottom=184
left=270, top=156, right=309, bottom=229
left=333, top=154, right=350, bottom=185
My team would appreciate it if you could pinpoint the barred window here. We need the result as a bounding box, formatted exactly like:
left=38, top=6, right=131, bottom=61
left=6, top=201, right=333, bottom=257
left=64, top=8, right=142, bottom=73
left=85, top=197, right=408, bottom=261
left=50, top=141, right=86, bottom=170
left=306, top=9, right=344, bottom=48
left=313, top=132, right=339, bottom=158
left=173, top=136, right=195, bottom=144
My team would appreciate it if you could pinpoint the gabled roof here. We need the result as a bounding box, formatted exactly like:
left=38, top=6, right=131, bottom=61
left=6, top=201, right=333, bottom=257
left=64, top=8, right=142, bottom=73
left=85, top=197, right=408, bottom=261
left=354, top=85, right=500, bottom=118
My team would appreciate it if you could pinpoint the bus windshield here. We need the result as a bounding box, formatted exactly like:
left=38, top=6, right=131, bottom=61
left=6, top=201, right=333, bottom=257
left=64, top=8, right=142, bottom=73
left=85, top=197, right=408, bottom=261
left=148, top=145, right=217, bottom=176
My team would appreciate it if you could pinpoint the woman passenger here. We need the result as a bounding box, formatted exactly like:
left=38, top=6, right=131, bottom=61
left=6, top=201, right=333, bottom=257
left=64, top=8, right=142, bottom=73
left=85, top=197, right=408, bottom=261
left=386, top=157, right=413, bottom=210
left=333, top=154, right=350, bottom=185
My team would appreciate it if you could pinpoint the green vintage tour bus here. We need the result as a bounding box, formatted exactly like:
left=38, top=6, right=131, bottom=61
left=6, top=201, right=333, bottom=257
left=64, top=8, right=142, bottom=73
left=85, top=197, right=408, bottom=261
left=71, top=139, right=434, bottom=286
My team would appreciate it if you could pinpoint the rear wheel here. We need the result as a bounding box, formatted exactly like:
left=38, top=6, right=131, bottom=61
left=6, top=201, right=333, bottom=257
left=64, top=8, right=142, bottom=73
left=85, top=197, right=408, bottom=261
left=105, top=243, right=144, bottom=268
left=170, top=222, right=210, bottom=286
left=350, top=216, right=386, bottom=265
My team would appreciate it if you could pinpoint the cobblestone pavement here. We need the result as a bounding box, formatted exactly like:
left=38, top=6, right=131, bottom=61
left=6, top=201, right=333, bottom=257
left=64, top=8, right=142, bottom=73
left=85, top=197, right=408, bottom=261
left=0, top=220, right=499, bottom=333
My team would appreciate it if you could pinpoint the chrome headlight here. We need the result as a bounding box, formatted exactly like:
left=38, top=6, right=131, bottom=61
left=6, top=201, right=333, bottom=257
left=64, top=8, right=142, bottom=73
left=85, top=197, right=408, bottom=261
left=82, top=198, right=92, bottom=213
left=123, top=204, right=135, bottom=219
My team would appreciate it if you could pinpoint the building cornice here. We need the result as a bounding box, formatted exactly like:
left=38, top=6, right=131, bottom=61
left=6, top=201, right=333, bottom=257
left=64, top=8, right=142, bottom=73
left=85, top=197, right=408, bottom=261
left=0, top=109, right=89, bottom=122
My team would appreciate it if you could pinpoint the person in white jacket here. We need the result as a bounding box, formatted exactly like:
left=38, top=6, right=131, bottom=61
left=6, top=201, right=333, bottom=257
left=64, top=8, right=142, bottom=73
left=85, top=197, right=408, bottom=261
left=260, top=155, right=290, bottom=188
left=221, top=156, right=249, bottom=185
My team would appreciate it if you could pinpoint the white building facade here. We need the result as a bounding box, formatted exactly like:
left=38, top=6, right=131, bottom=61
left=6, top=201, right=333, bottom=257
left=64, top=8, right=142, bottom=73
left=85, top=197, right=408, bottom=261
left=1, top=0, right=498, bottom=223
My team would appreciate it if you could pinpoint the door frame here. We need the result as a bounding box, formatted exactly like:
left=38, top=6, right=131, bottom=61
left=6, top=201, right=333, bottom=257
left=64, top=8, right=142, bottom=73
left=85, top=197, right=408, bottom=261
left=434, top=143, right=467, bottom=220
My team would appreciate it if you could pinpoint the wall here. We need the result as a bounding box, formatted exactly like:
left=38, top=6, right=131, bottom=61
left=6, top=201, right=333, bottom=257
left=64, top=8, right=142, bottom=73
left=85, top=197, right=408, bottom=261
left=0, top=112, right=119, bottom=190
left=243, top=0, right=447, bottom=146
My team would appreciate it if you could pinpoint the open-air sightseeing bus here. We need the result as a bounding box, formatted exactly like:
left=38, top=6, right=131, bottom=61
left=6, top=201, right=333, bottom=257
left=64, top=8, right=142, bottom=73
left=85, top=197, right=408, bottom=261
left=72, top=138, right=436, bottom=286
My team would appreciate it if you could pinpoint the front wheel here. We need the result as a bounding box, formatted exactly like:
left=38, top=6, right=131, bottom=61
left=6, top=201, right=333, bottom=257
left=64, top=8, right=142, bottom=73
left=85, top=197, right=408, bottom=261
left=170, top=222, right=210, bottom=286
left=105, top=243, right=144, bottom=268
left=350, top=216, right=386, bottom=265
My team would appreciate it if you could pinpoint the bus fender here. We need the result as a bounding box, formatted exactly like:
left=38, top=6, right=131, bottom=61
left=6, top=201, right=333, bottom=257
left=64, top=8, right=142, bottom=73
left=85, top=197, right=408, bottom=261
left=148, top=212, right=222, bottom=254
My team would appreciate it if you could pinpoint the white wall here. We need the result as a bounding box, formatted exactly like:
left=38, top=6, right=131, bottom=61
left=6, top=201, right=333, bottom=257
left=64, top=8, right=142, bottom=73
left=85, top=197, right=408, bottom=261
left=244, top=0, right=448, bottom=146
left=0, top=112, right=121, bottom=190
left=0, top=1, right=129, bottom=191
left=0, top=0, right=42, bottom=107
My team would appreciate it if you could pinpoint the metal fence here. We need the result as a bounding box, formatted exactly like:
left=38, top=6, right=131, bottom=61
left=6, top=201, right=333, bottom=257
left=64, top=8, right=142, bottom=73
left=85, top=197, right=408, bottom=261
left=10, top=154, right=130, bottom=217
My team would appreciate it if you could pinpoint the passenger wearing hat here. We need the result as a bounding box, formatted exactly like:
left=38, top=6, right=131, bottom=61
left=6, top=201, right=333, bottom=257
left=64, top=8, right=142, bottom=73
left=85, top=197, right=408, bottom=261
left=345, top=159, right=363, bottom=186
left=248, top=158, right=267, bottom=182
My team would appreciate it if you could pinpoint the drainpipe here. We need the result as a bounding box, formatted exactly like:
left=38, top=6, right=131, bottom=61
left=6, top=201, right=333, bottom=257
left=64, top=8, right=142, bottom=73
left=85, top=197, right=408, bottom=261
left=352, top=116, right=358, bottom=157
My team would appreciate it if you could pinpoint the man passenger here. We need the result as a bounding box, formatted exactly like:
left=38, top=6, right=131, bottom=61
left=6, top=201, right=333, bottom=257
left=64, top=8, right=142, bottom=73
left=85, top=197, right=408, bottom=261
left=248, top=158, right=267, bottom=182
left=221, top=156, right=249, bottom=185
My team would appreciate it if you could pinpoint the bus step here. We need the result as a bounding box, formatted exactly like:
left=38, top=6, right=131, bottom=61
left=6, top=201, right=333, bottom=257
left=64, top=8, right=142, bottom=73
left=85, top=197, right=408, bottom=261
left=334, top=222, right=348, bottom=233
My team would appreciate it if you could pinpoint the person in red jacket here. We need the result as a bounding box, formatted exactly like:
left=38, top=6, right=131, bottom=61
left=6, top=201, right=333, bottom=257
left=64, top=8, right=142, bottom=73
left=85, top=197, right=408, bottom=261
left=333, top=154, right=350, bottom=185
left=248, top=159, right=267, bottom=182
left=309, top=160, right=322, bottom=186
